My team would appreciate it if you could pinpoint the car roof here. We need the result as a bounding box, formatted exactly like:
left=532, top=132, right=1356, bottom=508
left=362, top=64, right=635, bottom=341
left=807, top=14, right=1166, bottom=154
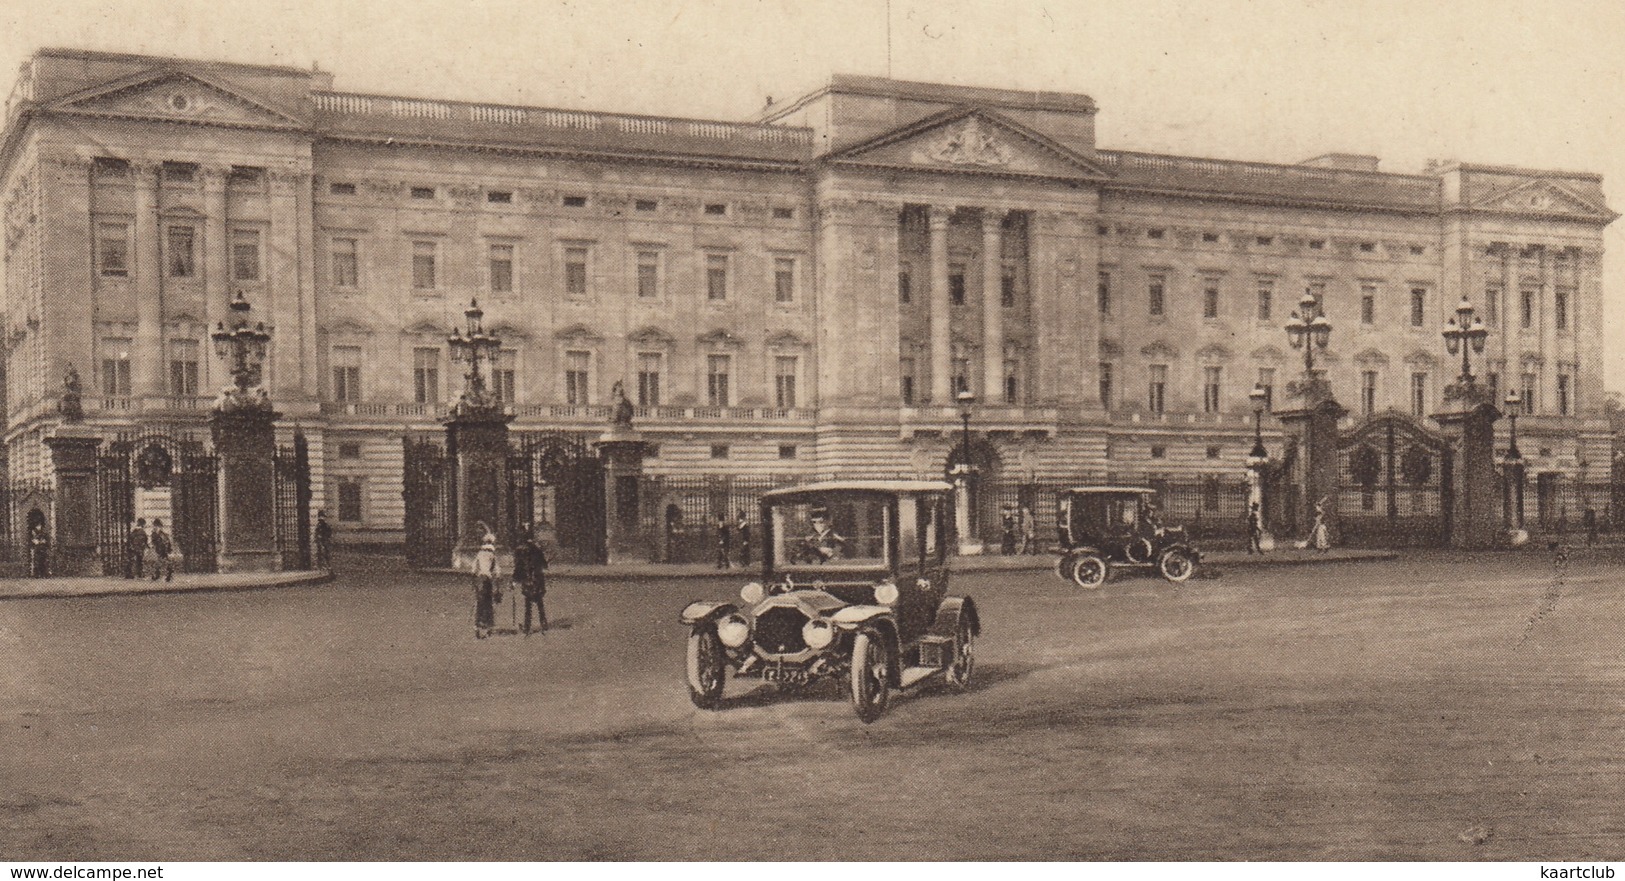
left=1065, top=485, right=1157, bottom=496
left=762, top=479, right=954, bottom=500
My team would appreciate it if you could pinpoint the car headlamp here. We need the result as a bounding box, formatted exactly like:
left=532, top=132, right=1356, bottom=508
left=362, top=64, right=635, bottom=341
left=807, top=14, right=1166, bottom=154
left=716, top=613, right=751, bottom=648
left=740, top=582, right=765, bottom=604
left=801, top=618, right=835, bottom=650
left=873, top=581, right=899, bottom=605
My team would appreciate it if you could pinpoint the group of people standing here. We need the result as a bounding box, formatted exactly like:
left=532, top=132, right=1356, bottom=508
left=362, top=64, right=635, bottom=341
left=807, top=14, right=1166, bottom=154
left=1245, top=497, right=1332, bottom=554
left=713, top=511, right=752, bottom=570
left=125, top=518, right=179, bottom=581
left=1000, top=504, right=1039, bottom=555
left=471, top=522, right=550, bottom=639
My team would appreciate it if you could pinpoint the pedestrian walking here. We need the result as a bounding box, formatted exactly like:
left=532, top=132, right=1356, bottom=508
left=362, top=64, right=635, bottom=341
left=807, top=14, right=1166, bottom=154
left=513, top=525, right=549, bottom=635
left=715, top=515, right=731, bottom=570
left=1247, top=501, right=1265, bottom=555
left=314, top=509, right=333, bottom=571
left=126, top=518, right=148, bottom=579
left=1001, top=506, right=1017, bottom=555
left=148, top=519, right=174, bottom=582
left=736, top=510, right=752, bottom=568
left=1584, top=507, right=1598, bottom=547
left=1019, top=504, right=1037, bottom=554
left=472, top=532, right=499, bottom=639
left=28, top=522, right=50, bottom=578
left=1310, top=496, right=1331, bottom=553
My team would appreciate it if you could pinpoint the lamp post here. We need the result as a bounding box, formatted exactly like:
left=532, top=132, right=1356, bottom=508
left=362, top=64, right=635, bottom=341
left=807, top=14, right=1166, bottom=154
left=211, top=289, right=272, bottom=402
left=1504, top=387, right=1525, bottom=529
left=953, top=389, right=982, bottom=555
left=1246, top=383, right=1270, bottom=511
left=1284, top=289, right=1333, bottom=379
left=209, top=289, right=279, bottom=572
left=447, top=298, right=502, bottom=411
left=1442, top=294, right=1489, bottom=386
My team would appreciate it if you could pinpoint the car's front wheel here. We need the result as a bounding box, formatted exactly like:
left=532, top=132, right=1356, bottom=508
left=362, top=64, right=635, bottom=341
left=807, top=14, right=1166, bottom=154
left=849, top=629, right=892, bottom=723
left=1069, top=554, right=1109, bottom=589
left=944, top=616, right=975, bottom=691
left=685, top=628, right=726, bottom=709
left=1158, top=548, right=1196, bottom=583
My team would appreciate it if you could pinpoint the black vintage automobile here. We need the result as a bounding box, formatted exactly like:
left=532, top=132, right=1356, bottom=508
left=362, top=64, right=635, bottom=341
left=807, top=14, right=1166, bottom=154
left=1053, top=486, right=1202, bottom=588
left=678, top=480, right=980, bottom=723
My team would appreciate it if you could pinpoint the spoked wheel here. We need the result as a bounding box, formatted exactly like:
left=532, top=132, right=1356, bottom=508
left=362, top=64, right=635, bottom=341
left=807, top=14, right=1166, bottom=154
left=685, top=628, right=726, bottom=709
left=1158, top=549, right=1196, bottom=583
left=944, top=616, right=975, bottom=691
left=1069, top=554, right=1109, bottom=589
left=849, top=629, right=892, bottom=723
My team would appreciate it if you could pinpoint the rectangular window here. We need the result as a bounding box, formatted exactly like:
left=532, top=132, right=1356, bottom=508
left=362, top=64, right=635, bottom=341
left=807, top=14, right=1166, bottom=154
left=949, top=265, right=966, bottom=306
left=1202, top=281, right=1219, bottom=319
left=637, top=251, right=660, bottom=299
left=338, top=442, right=362, bottom=460
left=1485, top=285, right=1500, bottom=326
left=411, top=240, right=437, bottom=289
left=410, top=186, right=435, bottom=200
left=412, top=347, right=440, bottom=405
left=706, top=254, right=728, bottom=301
left=1003, top=358, right=1019, bottom=405
left=329, top=182, right=356, bottom=196
left=1361, top=370, right=1378, bottom=416
left=168, top=339, right=199, bottom=396
left=1256, top=280, right=1273, bottom=321
left=1557, top=373, right=1571, bottom=415
left=1203, top=366, right=1221, bottom=413
left=331, top=238, right=358, bottom=288
left=1148, top=275, right=1165, bottom=317
left=492, top=350, right=516, bottom=404
left=1099, top=362, right=1113, bottom=409
left=101, top=338, right=132, bottom=395
left=1098, top=271, right=1112, bottom=315
left=232, top=229, right=262, bottom=282
left=1256, top=235, right=1273, bottom=246
left=773, top=207, right=795, bottom=220
left=898, top=265, right=913, bottom=304
left=337, top=479, right=363, bottom=523
left=167, top=226, right=195, bottom=278
left=1555, top=288, right=1569, bottom=330
left=710, top=444, right=730, bottom=460
left=487, top=190, right=512, bottom=204
left=565, top=350, right=591, bottom=405
left=162, top=162, right=196, bottom=183
left=636, top=353, right=663, bottom=407
left=228, top=166, right=263, bottom=187
left=1360, top=284, right=1376, bottom=324
left=778, top=444, right=798, bottom=459
left=1147, top=228, right=1165, bottom=240
left=489, top=243, right=514, bottom=293
left=98, top=223, right=130, bottom=277
left=1410, top=288, right=1426, bottom=327
left=706, top=354, right=731, bottom=406
left=1521, top=290, right=1534, bottom=329
left=774, top=355, right=798, bottom=409
left=332, top=346, right=362, bottom=402
left=1257, top=368, right=1275, bottom=411
left=704, top=203, right=727, bottom=216
left=1149, top=364, right=1167, bottom=415
left=1411, top=372, right=1428, bottom=417
left=563, top=195, right=587, bottom=208
left=565, top=246, right=589, bottom=296
left=1521, top=373, right=1537, bottom=414
left=94, top=157, right=129, bottom=179
left=635, top=199, right=658, bottom=212
left=900, top=357, right=916, bottom=405
left=1001, top=267, right=1016, bottom=308
left=774, top=257, right=796, bottom=304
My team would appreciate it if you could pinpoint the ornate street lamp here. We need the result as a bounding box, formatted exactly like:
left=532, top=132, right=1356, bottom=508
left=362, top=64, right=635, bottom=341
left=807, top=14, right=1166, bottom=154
left=447, top=298, right=502, bottom=409
left=1247, top=383, right=1269, bottom=463
left=953, top=389, right=982, bottom=555
left=1284, top=289, right=1333, bottom=377
left=1504, top=387, right=1525, bottom=529
left=1442, top=294, right=1490, bottom=385
left=211, top=289, right=272, bottom=405
left=956, top=389, right=976, bottom=475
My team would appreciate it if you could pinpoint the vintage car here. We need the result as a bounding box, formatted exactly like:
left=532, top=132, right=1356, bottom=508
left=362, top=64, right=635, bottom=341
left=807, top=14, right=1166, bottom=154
left=678, top=480, right=980, bottom=723
left=1053, top=486, right=1202, bottom=588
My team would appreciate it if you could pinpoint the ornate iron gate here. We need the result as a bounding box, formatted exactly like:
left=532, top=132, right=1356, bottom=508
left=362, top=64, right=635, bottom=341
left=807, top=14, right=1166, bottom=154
left=510, top=432, right=605, bottom=564
left=96, top=432, right=219, bottom=574
left=1336, top=413, right=1453, bottom=547
left=273, top=430, right=313, bottom=570
left=402, top=434, right=455, bottom=569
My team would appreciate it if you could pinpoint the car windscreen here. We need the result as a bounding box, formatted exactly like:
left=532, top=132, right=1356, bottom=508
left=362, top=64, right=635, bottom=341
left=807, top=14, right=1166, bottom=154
left=770, top=495, right=890, bottom=569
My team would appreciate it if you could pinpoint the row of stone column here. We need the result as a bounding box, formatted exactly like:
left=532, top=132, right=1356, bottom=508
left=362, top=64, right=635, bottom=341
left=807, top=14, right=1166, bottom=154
left=923, top=205, right=1012, bottom=404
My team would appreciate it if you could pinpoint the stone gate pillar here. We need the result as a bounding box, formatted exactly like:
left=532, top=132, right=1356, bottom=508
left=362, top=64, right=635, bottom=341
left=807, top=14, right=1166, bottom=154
left=446, top=402, right=513, bottom=571
left=1274, top=385, right=1346, bottom=543
left=45, top=429, right=102, bottom=576
left=1433, top=390, right=1502, bottom=549
left=599, top=429, right=646, bottom=565
left=211, top=401, right=280, bottom=572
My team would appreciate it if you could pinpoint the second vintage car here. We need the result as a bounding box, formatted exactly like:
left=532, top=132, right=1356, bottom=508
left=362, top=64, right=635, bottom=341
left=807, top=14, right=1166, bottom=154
left=678, top=480, right=979, bottom=723
left=1054, top=485, right=1203, bottom=588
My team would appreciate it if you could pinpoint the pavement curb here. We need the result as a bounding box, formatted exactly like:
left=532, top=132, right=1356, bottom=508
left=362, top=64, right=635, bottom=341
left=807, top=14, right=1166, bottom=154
left=0, top=569, right=334, bottom=601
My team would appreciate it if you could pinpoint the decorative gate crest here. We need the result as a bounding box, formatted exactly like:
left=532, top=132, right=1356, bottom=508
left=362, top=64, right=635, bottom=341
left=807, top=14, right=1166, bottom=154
left=1336, top=411, right=1453, bottom=547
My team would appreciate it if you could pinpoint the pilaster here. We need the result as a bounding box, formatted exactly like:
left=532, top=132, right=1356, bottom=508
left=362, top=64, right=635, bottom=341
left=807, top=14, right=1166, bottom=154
left=928, top=207, right=952, bottom=404
left=132, top=161, right=163, bottom=398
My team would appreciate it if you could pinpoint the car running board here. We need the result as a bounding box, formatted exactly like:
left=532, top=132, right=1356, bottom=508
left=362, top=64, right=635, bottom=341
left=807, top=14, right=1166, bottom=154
left=899, top=665, right=946, bottom=690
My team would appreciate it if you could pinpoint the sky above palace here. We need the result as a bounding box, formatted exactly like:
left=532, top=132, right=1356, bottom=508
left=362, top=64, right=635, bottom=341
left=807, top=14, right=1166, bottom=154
left=3, top=0, right=1622, bottom=392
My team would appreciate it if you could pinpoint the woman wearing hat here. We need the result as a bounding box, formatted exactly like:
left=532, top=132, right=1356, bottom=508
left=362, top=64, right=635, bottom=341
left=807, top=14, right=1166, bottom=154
left=472, top=527, right=500, bottom=639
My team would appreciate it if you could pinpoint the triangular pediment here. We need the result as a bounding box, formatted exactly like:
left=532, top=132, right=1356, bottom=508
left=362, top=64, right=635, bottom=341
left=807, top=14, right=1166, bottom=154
left=47, top=69, right=305, bottom=130
left=1473, top=179, right=1614, bottom=220
left=828, top=108, right=1113, bottom=181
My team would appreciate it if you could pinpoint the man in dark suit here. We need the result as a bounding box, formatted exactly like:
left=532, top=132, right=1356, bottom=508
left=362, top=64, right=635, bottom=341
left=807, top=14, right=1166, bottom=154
left=127, top=518, right=148, bottom=579
left=513, top=525, right=549, bottom=635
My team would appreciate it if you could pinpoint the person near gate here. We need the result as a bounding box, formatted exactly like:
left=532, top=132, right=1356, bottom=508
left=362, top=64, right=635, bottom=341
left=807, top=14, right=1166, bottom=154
left=314, top=509, right=333, bottom=571
left=1247, top=501, right=1266, bottom=555
left=736, top=510, right=752, bottom=568
left=1018, top=504, right=1037, bottom=555
left=1584, top=507, right=1598, bottom=547
left=1000, top=505, right=1017, bottom=555
left=148, top=519, right=175, bottom=582
left=126, top=518, right=148, bottom=579
left=1310, top=496, right=1332, bottom=553
left=513, top=525, right=549, bottom=635
left=472, top=527, right=499, bottom=639
left=715, top=514, right=732, bottom=570
left=28, top=521, right=50, bottom=578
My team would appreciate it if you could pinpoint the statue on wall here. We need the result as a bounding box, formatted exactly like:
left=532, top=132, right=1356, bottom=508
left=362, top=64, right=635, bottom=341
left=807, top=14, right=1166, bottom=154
left=58, top=363, right=83, bottom=423
left=610, top=380, right=635, bottom=429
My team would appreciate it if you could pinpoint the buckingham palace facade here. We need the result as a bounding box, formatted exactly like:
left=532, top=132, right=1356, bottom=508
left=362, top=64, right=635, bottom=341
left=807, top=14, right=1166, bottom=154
left=0, top=48, right=1614, bottom=544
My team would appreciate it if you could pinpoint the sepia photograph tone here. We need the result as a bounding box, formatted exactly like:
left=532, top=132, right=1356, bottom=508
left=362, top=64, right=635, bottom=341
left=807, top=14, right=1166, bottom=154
left=1, top=0, right=1623, bottom=866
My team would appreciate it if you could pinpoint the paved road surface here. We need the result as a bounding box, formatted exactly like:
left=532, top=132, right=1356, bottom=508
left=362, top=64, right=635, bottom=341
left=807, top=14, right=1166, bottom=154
left=2, top=550, right=1622, bottom=860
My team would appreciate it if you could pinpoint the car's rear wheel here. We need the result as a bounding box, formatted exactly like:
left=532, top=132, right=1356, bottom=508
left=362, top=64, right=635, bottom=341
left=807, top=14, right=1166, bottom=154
left=1069, top=554, right=1108, bottom=589
left=849, top=629, right=891, bottom=723
left=685, top=628, right=726, bottom=709
left=944, top=616, right=975, bottom=691
left=1158, top=548, right=1195, bottom=583
left=1054, top=554, right=1072, bottom=580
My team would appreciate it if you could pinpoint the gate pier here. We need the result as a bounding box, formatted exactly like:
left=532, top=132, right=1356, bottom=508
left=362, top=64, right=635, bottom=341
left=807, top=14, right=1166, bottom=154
left=46, top=429, right=102, bottom=576
left=212, top=403, right=281, bottom=572
left=446, top=403, right=514, bottom=571
left=1433, top=394, right=1503, bottom=550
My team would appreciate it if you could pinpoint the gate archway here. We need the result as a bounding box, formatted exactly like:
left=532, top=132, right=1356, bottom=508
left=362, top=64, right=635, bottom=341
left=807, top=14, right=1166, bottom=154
left=96, top=431, right=219, bottom=574
left=1336, top=411, right=1453, bottom=547
left=509, top=432, right=605, bottom=564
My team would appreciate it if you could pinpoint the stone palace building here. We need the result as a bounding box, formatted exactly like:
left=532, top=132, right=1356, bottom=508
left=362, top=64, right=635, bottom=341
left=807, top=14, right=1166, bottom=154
left=0, top=48, right=1614, bottom=545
